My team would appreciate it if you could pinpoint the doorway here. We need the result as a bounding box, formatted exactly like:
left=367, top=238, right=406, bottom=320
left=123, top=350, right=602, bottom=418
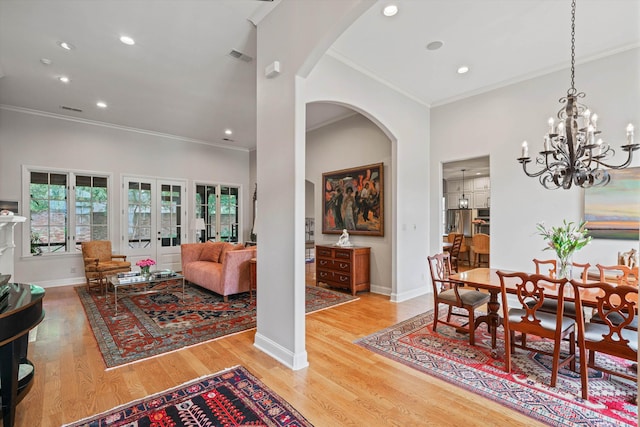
left=122, top=176, right=187, bottom=272
left=442, top=156, right=490, bottom=266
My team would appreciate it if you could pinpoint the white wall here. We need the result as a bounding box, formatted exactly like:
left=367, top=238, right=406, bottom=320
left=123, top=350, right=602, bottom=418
left=306, top=113, right=392, bottom=293
left=0, top=108, right=252, bottom=286
left=306, top=54, right=431, bottom=302
left=430, top=48, right=640, bottom=272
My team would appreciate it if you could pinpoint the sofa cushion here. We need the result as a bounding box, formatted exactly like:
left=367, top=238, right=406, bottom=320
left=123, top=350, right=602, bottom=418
left=219, top=242, right=245, bottom=263
left=200, top=241, right=225, bottom=263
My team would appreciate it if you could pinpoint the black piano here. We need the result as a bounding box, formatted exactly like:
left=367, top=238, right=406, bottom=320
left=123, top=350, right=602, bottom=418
left=0, top=282, right=45, bottom=427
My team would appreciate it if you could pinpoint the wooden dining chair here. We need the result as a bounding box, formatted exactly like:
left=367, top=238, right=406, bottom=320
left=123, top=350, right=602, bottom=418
left=533, top=258, right=556, bottom=277
left=595, top=264, right=639, bottom=287
left=471, top=233, right=490, bottom=267
left=588, top=264, right=639, bottom=331
left=447, top=234, right=464, bottom=273
left=496, top=271, right=576, bottom=387
left=570, top=279, right=638, bottom=400
left=533, top=258, right=590, bottom=283
left=447, top=232, right=469, bottom=266
left=530, top=259, right=590, bottom=320
left=427, top=253, right=490, bottom=346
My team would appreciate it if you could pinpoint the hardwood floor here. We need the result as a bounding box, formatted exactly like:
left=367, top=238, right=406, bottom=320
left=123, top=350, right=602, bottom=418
left=15, top=267, right=542, bottom=426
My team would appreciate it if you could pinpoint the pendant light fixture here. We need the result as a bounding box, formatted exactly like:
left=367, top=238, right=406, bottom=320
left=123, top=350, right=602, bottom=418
left=458, top=169, right=469, bottom=209
left=517, top=0, right=638, bottom=189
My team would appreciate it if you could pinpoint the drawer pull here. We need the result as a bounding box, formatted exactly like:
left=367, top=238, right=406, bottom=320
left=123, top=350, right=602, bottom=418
left=340, top=276, right=349, bottom=282
left=319, top=260, right=328, bottom=266
left=339, top=263, right=349, bottom=269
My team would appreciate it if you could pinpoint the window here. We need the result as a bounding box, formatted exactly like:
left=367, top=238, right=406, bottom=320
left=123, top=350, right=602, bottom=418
left=195, top=184, right=239, bottom=243
left=26, top=167, right=110, bottom=255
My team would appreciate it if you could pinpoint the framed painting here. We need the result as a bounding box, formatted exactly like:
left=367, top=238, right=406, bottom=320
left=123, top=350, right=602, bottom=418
left=322, top=163, right=384, bottom=236
left=584, top=167, right=640, bottom=240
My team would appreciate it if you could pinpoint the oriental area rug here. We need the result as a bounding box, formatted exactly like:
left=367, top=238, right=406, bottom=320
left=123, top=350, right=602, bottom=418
left=355, top=310, right=637, bottom=427
left=77, top=284, right=357, bottom=369
left=61, top=365, right=313, bottom=427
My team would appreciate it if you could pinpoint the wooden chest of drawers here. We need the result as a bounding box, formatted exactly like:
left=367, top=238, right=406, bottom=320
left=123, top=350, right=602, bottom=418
left=315, top=245, right=370, bottom=295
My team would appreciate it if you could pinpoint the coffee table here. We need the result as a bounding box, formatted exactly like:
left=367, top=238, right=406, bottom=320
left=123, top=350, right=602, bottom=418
left=107, top=272, right=185, bottom=315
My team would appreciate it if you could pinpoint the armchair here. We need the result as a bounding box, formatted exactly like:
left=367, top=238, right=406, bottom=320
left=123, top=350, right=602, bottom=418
left=81, top=240, right=131, bottom=293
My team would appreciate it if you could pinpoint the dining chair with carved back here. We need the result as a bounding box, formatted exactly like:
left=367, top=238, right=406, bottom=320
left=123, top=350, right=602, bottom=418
left=533, top=258, right=556, bottom=277
left=496, top=271, right=576, bottom=388
left=570, top=279, right=638, bottom=401
left=528, top=259, right=590, bottom=324
left=589, top=264, right=639, bottom=331
left=595, top=264, right=639, bottom=287
left=427, top=253, right=490, bottom=346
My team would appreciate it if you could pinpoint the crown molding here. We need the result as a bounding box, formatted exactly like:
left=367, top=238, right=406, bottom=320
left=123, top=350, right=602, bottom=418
left=431, top=43, right=640, bottom=108
left=0, top=104, right=250, bottom=153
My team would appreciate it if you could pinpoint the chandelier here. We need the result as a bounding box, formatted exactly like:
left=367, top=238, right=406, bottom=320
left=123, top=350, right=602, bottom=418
left=458, top=169, right=469, bottom=209
left=517, top=0, right=638, bottom=189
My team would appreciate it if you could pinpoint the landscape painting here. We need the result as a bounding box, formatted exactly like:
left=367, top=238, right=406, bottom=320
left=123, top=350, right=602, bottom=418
left=322, top=163, right=384, bottom=236
left=584, top=167, right=640, bottom=240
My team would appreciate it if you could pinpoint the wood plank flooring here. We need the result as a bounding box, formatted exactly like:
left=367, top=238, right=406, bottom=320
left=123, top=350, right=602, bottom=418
left=13, top=266, right=542, bottom=426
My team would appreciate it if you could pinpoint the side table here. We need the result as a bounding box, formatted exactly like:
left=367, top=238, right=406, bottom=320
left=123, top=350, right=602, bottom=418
left=249, top=258, right=257, bottom=299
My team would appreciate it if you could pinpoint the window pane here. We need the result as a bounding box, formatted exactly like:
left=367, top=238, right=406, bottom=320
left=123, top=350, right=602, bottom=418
left=75, top=174, right=109, bottom=247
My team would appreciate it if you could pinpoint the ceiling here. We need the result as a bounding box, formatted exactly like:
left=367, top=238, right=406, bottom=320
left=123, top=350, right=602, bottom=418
left=0, top=0, right=638, bottom=151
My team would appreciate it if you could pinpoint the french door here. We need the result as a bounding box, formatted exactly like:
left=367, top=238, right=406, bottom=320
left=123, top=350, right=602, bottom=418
left=123, top=176, right=186, bottom=272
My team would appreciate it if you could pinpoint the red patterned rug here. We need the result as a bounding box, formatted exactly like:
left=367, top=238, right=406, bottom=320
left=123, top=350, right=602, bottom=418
left=355, top=310, right=637, bottom=427
left=77, top=284, right=357, bottom=369
left=61, top=365, right=313, bottom=427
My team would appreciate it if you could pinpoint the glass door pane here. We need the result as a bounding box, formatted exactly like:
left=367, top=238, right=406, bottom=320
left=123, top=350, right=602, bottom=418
left=159, top=184, right=182, bottom=247
left=219, top=186, right=238, bottom=242
left=127, top=181, right=152, bottom=249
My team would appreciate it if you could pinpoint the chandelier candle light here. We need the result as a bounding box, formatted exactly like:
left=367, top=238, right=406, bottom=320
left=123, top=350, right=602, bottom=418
left=517, top=0, right=638, bottom=189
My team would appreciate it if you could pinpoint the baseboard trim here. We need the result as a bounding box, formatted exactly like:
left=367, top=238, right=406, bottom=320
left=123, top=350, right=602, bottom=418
left=390, top=286, right=430, bottom=303
left=253, top=332, right=309, bottom=371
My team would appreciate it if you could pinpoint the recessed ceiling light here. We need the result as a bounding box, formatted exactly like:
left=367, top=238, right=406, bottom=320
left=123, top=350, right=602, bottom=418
left=457, top=65, right=470, bottom=74
left=224, top=129, right=233, bottom=135
left=58, top=76, right=70, bottom=83
left=58, top=41, right=75, bottom=50
left=382, top=5, right=398, bottom=17
left=96, top=101, right=107, bottom=108
left=119, top=35, right=135, bottom=46
left=40, top=58, right=52, bottom=65
left=426, top=41, right=444, bottom=51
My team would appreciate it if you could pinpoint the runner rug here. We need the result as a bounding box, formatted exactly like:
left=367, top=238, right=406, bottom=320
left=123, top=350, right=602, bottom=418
left=62, top=365, right=313, bottom=427
left=77, top=284, right=357, bottom=369
left=354, top=310, right=637, bottom=427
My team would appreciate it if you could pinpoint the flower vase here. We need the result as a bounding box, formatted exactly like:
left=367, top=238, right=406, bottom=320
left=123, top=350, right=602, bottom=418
left=556, top=254, right=573, bottom=279
left=141, top=266, right=150, bottom=277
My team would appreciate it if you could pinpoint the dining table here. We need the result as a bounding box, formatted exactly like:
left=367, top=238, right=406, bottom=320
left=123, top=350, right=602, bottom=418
left=448, top=268, right=616, bottom=353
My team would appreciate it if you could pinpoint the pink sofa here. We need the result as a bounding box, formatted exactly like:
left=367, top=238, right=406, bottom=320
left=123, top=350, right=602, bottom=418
left=181, top=242, right=256, bottom=301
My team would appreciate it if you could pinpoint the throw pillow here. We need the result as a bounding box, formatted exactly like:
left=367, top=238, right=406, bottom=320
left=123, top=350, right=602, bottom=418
left=200, top=242, right=224, bottom=263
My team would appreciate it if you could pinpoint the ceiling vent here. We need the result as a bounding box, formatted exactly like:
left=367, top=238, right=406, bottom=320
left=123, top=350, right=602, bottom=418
left=60, top=105, right=83, bottom=112
left=222, top=137, right=235, bottom=142
left=229, top=49, right=253, bottom=62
